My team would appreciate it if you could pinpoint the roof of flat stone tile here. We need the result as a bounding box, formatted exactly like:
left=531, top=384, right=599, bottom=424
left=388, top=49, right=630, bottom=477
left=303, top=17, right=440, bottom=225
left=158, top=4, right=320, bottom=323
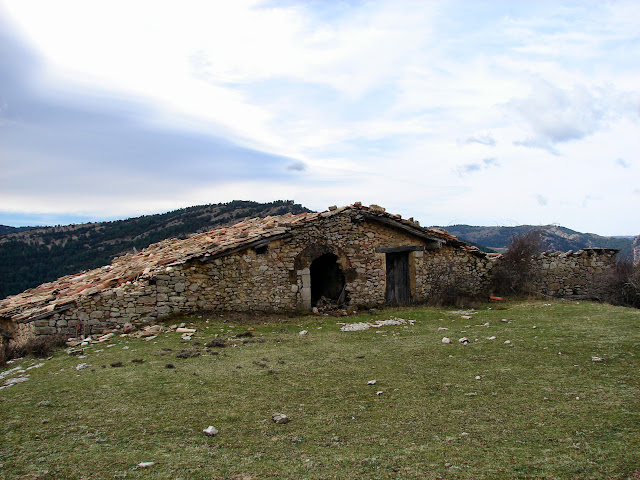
left=0, top=204, right=480, bottom=323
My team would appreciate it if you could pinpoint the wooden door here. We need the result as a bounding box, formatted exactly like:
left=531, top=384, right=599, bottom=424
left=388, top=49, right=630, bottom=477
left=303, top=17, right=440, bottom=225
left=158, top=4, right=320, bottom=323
left=385, top=252, right=410, bottom=306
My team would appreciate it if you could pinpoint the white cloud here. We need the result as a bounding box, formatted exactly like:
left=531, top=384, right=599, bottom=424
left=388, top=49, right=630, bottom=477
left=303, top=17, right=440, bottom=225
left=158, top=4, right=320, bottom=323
left=1, top=0, right=639, bottom=235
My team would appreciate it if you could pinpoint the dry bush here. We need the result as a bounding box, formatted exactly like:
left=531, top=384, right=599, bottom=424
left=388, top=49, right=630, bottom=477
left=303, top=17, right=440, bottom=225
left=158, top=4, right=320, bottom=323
left=6, top=334, right=67, bottom=362
left=598, top=259, right=640, bottom=309
left=491, top=230, right=543, bottom=295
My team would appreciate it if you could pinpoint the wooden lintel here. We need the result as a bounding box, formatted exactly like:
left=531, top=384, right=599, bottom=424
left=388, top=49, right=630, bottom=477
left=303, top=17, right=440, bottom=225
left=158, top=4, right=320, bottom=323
left=375, top=246, right=425, bottom=254
left=23, top=303, right=74, bottom=324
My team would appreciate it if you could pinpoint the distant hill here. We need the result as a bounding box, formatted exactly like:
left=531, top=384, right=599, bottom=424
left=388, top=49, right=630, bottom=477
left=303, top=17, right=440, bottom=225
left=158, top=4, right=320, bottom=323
left=0, top=200, right=311, bottom=300
left=437, top=224, right=634, bottom=257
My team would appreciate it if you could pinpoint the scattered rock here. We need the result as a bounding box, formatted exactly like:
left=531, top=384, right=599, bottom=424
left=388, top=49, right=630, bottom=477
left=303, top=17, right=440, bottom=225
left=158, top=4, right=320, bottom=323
left=376, top=390, right=384, bottom=395
left=591, top=356, right=605, bottom=362
left=36, top=401, right=51, bottom=407
left=137, top=462, right=155, bottom=468
left=176, top=327, right=196, bottom=334
left=442, top=337, right=451, bottom=344
left=340, top=317, right=413, bottom=332
left=0, top=367, right=25, bottom=380
left=340, top=322, right=371, bottom=332
left=299, top=330, right=308, bottom=336
left=504, top=340, right=511, bottom=344
left=97, top=333, right=114, bottom=342
left=203, top=426, right=218, bottom=436
left=272, top=413, right=290, bottom=424
left=75, top=363, right=91, bottom=371
left=135, top=325, right=163, bottom=338
left=1, top=376, right=29, bottom=388
left=488, top=336, right=497, bottom=340
left=458, top=337, right=469, bottom=344
left=438, top=327, right=449, bottom=331
left=367, top=379, right=377, bottom=385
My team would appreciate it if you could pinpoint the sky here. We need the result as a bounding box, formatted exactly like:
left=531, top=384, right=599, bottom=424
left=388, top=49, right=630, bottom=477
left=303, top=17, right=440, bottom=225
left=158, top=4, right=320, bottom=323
left=0, top=0, right=638, bottom=236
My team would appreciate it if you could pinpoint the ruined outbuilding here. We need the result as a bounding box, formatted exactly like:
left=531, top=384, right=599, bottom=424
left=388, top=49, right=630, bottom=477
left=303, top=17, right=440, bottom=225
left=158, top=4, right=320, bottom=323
left=0, top=203, right=620, bottom=346
left=0, top=204, right=490, bottom=340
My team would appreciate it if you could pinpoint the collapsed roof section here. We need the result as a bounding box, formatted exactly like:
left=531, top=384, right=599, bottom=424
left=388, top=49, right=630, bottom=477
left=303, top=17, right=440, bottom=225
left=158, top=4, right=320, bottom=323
left=0, top=203, right=480, bottom=323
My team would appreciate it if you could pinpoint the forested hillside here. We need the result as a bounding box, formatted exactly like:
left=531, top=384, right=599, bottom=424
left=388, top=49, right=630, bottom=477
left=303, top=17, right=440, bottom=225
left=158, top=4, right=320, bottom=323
left=0, top=225, right=34, bottom=235
left=0, top=200, right=311, bottom=299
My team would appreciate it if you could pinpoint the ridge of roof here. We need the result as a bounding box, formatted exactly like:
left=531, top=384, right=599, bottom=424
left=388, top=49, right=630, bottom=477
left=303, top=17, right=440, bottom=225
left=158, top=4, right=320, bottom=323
left=0, top=204, right=470, bottom=322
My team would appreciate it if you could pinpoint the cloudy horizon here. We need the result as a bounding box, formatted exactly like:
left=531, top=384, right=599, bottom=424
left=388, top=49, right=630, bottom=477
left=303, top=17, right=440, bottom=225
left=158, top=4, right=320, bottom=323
left=1, top=0, right=638, bottom=236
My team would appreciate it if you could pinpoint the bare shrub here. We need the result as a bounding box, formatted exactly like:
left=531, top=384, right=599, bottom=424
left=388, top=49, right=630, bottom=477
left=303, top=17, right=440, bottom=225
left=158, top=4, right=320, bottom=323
left=491, top=230, right=543, bottom=295
left=6, top=334, right=67, bottom=361
left=599, top=259, right=640, bottom=309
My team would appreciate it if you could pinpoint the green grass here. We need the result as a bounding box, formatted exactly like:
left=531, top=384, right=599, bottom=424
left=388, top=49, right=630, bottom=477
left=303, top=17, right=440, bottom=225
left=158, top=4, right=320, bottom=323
left=1, top=300, right=639, bottom=479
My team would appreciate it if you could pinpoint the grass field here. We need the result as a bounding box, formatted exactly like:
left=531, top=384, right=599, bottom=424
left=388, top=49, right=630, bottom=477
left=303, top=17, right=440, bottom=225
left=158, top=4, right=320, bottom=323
left=1, top=299, right=639, bottom=479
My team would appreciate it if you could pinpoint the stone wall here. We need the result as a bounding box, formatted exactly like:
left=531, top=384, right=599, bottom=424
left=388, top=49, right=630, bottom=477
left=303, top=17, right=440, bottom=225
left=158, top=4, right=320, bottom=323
left=24, top=210, right=493, bottom=337
left=18, top=211, right=618, bottom=340
left=530, top=248, right=618, bottom=298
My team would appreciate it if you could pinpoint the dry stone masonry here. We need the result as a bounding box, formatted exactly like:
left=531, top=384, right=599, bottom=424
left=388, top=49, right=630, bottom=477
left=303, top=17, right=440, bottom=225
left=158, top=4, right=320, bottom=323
left=530, top=248, right=619, bottom=298
left=0, top=204, right=620, bottom=346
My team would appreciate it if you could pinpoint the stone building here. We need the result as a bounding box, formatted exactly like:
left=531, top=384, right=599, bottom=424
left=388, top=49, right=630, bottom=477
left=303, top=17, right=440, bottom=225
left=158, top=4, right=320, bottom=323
left=0, top=204, right=492, bottom=340
left=0, top=203, right=621, bottom=347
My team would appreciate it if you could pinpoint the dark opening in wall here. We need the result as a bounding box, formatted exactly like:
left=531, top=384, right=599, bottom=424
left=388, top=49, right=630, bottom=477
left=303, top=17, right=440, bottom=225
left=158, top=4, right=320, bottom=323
left=254, top=245, right=268, bottom=255
left=310, top=253, right=346, bottom=306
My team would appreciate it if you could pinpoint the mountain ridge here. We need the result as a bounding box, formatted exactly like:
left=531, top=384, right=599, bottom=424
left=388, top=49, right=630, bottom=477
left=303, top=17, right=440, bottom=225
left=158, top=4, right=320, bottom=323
left=436, top=224, right=634, bottom=256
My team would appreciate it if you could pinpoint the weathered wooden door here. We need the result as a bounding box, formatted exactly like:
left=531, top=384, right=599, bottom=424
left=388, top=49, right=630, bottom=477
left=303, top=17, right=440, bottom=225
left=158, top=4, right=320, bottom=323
left=385, top=252, right=410, bottom=306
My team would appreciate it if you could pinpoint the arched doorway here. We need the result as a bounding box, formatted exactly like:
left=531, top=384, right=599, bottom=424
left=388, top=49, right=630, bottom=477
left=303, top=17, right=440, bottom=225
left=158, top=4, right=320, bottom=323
left=310, top=253, right=346, bottom=306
